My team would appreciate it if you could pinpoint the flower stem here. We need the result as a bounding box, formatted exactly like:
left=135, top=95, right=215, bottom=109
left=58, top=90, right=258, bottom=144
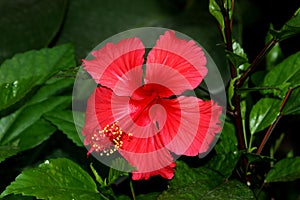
left=130, top=180, right=136, bottom=200
left=256, top=88, right=292, bottom=155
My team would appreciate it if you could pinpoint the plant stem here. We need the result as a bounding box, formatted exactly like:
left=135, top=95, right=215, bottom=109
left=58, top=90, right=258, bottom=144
left=232, top=96, right=246, bottom=150
left=235, top=39, right=277, bottom=88
left=256, top=115, right=283, bottom=155
left=256, top=88, right=292, bottom=154
left=130, top=180, right=136, bottom=200
left=222, top=0, right=246, bottom=150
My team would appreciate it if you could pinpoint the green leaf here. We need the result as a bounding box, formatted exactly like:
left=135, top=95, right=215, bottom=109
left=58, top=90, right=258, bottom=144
left=283, top=87, right=300, bottom=115
left=207, top=121, right=240, bottom=178
left=265, top=157, right=300, bottom=183
left=0, top=118, right=56, bottom=163
left=251, top=71, right=268, bottom=86
left=1, top=158, right=105, bottom=200
left=249, top=98, right=281, bottom=135
left=226, top=51, right=249, bottom=70
left=226, top=41, right=249, bottom=71
left=245, top=153, right=274, bottom=164
left=209, top=0, right=225, bottom=33
left=0, top=44, right=75, bottom=112
left=265, top=29, right=284, bottom=70
left=44, top=110, right=83, bottom=147
left=204, top=180, right=254, bottom=200
left=209, top=0, right=232, bottom=41
left=27, top=78, right=74, bottom=105
left=0, top=77, right=41, bottom=112
left=263, top=51, right=300, bottom=89
left=228, top=77, right=239, bottom=110
left=137, top=193, right=160, bottom=200
left=0, top=76, right=73, bottom=163
left=1, top=194, right=35, bottom=200
left=158, top=161, right=254, bottom=200
left=90, top=163, right=106, bottom=187
left=0, top=0, right=68, bottom=63
left=215, top=121, right=238, bottom=154
left=170, top=161, right=223, bottom=187
left=0, top=97, right=70, bottom=144
left=270, top=8, right=300, bottom=41
left=108, top=158, right=134, bottom=185
left=206, top=153, right=241, bottom=179
left=0, top=96, right=71, bottom=163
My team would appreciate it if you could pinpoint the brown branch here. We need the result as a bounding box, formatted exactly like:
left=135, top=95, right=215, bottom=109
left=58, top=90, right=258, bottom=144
left=235, top=39, right=277, bottom=88
left=221, top=0, right=246, bottom=150
left=256, top=88, right=293, bottom=155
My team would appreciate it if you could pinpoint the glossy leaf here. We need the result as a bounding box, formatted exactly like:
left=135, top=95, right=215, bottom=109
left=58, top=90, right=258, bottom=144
left=228, top=77, right=239, bottom=109
left=263, top=51, right=300, bottom=88
left=28, top=78, right=74, bottom=105
left=90, top=163, right=106, bottom=187
left=265, top=30, right=284, bottom=70
left=227, top=41, right=249, bottom=71
left=0, top=96, right=71, bottom=163
left=265, top=157, right=300, bottom=183
left=0, top=0, right=68, bottom=63
left=249, top=98, right=281, bottom=135
left=0, top=77, right=41, bottom=112
left=44, top=110, right=83, bottom=147
left=0, top=44, right=75, bottom=112
left=0, top=96, right=70, bottom=144
left=209, top=0, right=232, bottom=41
left=158, top=161, right=254, bottom=200
left=270, top=8, right=300, bottom=41
left=209, top=0, right=225, bottom=33
left=226, top=51, right=249, bottom=70
left=1, top=158, right=105, bottom=200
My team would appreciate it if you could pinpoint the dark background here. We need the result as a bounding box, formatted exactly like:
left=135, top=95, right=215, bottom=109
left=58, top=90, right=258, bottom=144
left=1, top=0, right=300, bottom=199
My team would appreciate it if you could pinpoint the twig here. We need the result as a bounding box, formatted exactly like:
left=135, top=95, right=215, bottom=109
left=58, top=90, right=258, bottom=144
left=235, top=39, right=277, bottom=88
left=256, top=88, right=293, bottom=155
left=221, top=0, right=246, bottom=150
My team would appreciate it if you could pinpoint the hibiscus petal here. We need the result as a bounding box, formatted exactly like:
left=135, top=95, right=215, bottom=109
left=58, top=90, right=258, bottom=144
left=82, top=38, right=144, bottom=95
left=89, top=86, right=164, bottom=141
left=119, top=136, right=176, bottom=180
left=84, top=87, right=175, bottom=179
left=82, top=87, right=115, bottom=146
left=158, top=96, right=222, bottom=156
left=188, top=99, right=223, bottom=155
left=131, top=162, right=176, bottom=180
left=145, top=30, right=207, bottom=96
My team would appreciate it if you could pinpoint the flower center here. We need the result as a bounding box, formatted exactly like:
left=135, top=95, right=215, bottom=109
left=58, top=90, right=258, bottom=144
left=89, top=121, right=132, bottom=156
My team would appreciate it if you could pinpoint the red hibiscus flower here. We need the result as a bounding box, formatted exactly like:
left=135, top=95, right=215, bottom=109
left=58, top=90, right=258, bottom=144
left=82, top=30, right=222, bottom=180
